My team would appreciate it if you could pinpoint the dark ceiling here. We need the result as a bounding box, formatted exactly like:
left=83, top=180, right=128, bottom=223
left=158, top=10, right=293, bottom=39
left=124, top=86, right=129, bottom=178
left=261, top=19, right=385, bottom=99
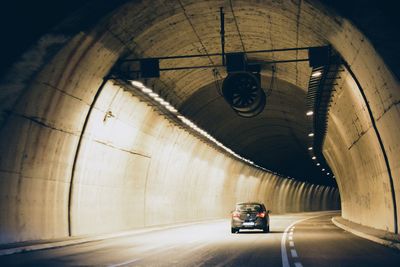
left=1, top=0, right=398, bottom=78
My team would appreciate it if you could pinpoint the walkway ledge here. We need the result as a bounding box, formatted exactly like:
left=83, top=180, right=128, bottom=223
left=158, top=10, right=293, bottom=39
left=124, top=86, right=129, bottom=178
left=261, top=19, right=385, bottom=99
left=332, top=216, right=400, bottom=250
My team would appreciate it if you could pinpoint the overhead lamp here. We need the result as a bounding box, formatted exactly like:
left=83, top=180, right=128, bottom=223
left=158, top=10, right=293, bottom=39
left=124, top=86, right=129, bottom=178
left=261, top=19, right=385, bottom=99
left=311, top=71, right=322, bottom=77
left=130, top=80, right=145, bottom=88
left=306, top=111, right=314, bottom=116
left=166, top=106, right=178, bottom=113
left=154, top=96, right=164, bottom=102
left=308, top=147, right=313, bottom=151
left=322, top=168, right=325, bottom=171
left=327, top=172, right=330, bottom=175
left=159, top=100, right=169, bottom=106
left=149, top=92, right=159, bottom=98
left=308, top=133, right=314, bottom=137
left=141, top=87, right=153, bottom=94
left=316, top=163, right=320, bottom=166
left=312, top=156, right=316, bottom=160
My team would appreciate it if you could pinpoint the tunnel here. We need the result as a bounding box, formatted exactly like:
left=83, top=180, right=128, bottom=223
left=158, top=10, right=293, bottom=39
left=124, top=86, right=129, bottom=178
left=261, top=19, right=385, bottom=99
left=0, top=0, right=399, bottom=263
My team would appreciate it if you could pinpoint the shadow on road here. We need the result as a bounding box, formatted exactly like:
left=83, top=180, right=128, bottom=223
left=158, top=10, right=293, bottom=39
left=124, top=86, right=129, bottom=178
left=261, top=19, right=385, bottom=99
left=236, top=230, right=284, bottom=234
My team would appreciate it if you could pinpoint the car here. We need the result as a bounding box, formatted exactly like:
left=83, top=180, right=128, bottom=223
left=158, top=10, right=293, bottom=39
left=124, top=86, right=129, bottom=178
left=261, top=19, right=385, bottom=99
left=231, top=202, right=270, bottom=233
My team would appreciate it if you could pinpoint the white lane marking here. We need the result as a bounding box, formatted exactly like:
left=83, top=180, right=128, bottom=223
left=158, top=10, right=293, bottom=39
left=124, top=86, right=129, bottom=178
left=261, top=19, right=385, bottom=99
left=108, top=258, right=141, bottom=267
left=281, top=214, right=329, bottom=267
left=289, top=241, right=294, bottom=247
left=291, top=249, right=298, bottom=258
left=289, top=232, right=293, bottom=236
left=294, top=262, right=303, bottom=267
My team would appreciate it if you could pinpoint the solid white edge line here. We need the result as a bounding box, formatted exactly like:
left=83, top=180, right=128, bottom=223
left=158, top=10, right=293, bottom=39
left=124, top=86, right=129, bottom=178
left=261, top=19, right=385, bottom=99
left=281, top=213, right=334, bottom=267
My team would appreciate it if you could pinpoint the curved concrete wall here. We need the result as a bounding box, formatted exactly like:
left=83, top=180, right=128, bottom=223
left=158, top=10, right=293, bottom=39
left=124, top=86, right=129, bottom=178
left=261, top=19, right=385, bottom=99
left=321, top=15, right=400, bottom=232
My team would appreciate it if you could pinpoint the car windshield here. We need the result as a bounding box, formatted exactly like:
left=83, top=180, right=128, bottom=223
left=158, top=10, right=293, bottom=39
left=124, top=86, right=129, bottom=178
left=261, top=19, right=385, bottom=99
left=236, top=203, right=262, bottom=212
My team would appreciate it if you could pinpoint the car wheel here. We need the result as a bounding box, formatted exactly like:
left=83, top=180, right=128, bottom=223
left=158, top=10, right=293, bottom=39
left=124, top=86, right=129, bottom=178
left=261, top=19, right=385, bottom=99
left=231, top=227, right=237, bottom=234
left=263, top=225, right=270, bottom=233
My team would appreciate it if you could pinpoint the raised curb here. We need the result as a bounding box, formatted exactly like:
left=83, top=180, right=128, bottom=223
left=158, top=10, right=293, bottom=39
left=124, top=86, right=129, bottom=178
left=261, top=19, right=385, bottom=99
left=332, top=217, right=400, bottom=250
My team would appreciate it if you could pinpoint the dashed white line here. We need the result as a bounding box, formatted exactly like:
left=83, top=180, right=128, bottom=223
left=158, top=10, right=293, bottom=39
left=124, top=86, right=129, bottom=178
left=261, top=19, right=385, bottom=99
left=281, top=214, right=329, bottom=267
left=108, top=258, right=141, bottom=267
left=294, top=262, right=303, bottom=267
left=289, top=241, right=295, bottom=247
left=291, top=249, right=298, bottom=258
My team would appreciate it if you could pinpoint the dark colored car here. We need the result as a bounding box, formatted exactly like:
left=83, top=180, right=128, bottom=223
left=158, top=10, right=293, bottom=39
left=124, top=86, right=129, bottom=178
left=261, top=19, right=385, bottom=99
left=231, top=202, right=270, bottom=233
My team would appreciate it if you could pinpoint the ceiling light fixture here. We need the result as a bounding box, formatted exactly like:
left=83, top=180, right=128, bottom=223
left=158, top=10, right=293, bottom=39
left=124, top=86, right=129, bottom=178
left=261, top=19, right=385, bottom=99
left=308, top=133, right=314, bottom=137
left=130, top=80, right=145, bottom=88
left=311, top=71, right=322, bottom=77
left=141, top=87, right=153, bottom=94
left=306, top=111, right=314, bottom=116
left=312, top=156, right=316, bottom=160
left=308, top=147, right=313, bottom=150
left=149, top=92, right=159, bottom=98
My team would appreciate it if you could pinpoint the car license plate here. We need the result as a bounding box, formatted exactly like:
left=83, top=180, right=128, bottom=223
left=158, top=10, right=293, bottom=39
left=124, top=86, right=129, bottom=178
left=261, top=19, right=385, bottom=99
left=243, top=222, right=255, bottom=227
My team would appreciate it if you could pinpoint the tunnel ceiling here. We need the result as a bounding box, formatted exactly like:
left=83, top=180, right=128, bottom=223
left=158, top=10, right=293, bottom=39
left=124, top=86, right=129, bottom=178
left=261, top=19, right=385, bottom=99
left=109, top=0, right=336, bottom=185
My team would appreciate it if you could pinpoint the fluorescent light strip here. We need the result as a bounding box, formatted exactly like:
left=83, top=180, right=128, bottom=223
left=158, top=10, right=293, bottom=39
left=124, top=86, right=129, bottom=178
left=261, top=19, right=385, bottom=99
left=130, top=80, right=263, bottom=170
left=311, top=71, right=322, bottom=77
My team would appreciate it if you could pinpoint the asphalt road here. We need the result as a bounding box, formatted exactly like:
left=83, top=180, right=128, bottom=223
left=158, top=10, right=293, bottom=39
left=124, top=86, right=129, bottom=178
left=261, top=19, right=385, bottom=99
left=1, top=211, right=400, bottom=266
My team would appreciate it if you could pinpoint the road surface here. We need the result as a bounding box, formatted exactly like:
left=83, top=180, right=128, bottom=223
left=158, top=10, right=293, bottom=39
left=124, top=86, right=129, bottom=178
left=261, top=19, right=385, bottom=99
left=1, top=211, right=400, bottom=266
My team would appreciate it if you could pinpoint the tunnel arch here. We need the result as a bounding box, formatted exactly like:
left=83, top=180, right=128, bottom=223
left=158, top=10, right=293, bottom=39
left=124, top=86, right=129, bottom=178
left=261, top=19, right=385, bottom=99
left=0, top=0, right=398, bottom=245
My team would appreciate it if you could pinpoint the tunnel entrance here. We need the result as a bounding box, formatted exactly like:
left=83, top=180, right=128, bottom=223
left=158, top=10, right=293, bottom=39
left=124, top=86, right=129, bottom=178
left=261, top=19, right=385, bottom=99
left=0, top=0, right=398, bottom=247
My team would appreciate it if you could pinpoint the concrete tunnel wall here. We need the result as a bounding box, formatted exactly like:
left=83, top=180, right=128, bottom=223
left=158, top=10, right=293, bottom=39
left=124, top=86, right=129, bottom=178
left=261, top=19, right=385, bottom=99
left=320, top=14, right=400, bottom=232
left=0, top=0, right=398, bottom=244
